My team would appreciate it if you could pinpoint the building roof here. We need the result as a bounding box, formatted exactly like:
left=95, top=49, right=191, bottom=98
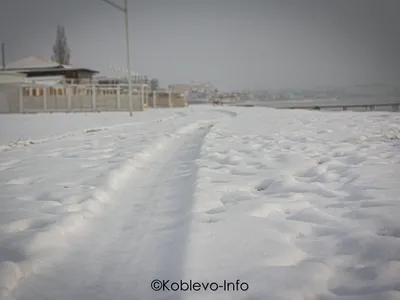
left=22, top=68, right=99, bottom=74
left=5, top=56, right=97, bottom=73
left=5, top=56, right=62, bottom=69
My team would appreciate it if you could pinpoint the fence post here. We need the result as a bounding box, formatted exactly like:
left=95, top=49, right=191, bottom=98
left=19, top=86, right=24, bottom=113
left=43, top=86, right=47, bottom=111
left=141, top=85, right=145, bottom=108
left=184, top=91, right=189, bottom=106
left=153, top=91, right=157, bottom=108
left=141, top=85, right=144, bottom=110
left=92, top=84, right=96, bottom=111
left=145, top=86, right=148, bottom=107
left=67, top=86, right=72, bottom=111
left=117, top=84, right=121, bottom=110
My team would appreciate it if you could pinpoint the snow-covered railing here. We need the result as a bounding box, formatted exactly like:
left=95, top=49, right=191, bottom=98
left=0, top=83, right=190, bottom=113
left=0, top=83, right=150, bottom=113
left=278, top=103, right=400, bottom=112
left=234, top=99, right=400, bottom=112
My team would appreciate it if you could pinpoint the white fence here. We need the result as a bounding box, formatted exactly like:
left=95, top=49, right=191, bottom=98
left=0, top=83, right=189, bottom=113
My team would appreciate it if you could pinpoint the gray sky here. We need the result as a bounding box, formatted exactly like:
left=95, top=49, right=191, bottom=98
left=1, top=0, right=399, bottom=90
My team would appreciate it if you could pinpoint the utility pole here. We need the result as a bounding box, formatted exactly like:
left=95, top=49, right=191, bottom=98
left=1, top=43, right=5, bottom=70
left=100, top=0, right=143, bottom=115
left=123, top=0, right=133, bottom=116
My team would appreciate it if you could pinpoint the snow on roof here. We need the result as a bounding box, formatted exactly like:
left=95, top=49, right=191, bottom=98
left=5, top=56, right=67, bottom=70
left=60, top=64, right=73, bottom=69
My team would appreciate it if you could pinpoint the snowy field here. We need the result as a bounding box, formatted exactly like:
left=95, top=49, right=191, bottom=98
left=0, top=110, right=185, bottom=151
left=0, top=107, right=400, bottom=300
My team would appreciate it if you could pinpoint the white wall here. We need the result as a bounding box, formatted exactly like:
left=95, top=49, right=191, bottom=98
left=0, top=85, right=19, bottom=113
left=0, top=72, right=26, bottom=84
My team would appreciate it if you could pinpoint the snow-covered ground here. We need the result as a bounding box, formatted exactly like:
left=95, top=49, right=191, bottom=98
left=1, top=107, right=399, bottom=300
left=0, top=110, right=184, bottom=151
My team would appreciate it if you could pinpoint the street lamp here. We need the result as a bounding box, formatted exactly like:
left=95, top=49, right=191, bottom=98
left=100, top=0, right=137, bottom=116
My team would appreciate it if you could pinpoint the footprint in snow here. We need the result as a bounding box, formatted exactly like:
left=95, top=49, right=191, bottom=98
left=205, top=206, right=226, bottom=215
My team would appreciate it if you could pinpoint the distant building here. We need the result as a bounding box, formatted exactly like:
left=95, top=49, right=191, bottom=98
left=96, top=75, right=159, bottom=91
left=168, top=84, right=192, bottom=93
left=169, top=82, right=218, bottom=94
left=150, top=78, right=159, bottom=91
left=190, top=82, right=217, bottom=94
left=4, top=56, right=99, bottom=83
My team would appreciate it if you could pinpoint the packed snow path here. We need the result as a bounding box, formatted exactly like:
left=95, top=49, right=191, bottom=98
left=11, top=124, right=214, bottom=300
left=0, top=109, right=228, bottom=300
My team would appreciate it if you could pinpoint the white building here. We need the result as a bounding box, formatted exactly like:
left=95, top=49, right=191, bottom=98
left=0, top=71, right=27, bottom=84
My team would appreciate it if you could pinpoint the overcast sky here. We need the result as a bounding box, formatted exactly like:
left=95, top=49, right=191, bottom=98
left=1, top=0, right=399, bottom=90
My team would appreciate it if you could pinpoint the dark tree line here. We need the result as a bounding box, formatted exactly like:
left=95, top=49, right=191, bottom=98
left=52, top=25, right=70, bottom=65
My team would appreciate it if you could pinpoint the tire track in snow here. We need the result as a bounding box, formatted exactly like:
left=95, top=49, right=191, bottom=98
left=10, top=123, right=215, bottom=300
left=0, top=120, right=200, bottom=300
